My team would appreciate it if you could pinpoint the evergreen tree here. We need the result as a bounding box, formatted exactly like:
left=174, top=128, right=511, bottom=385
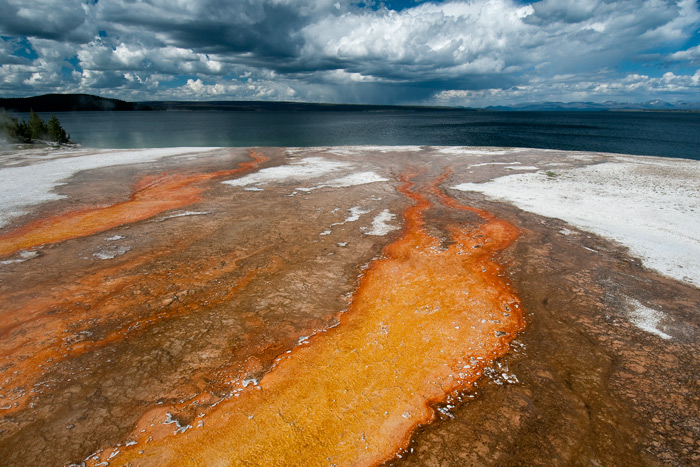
left=1, top=110, right=19, bottom=140
left=28, top=109, right=48, bottom=140
left=47, top=114, right=70, bottom=143
left=16, top=119, right=31, bottom=142
left=0, top=109, right=71, bottom=144
left=0, top=110, right=29, bottom=142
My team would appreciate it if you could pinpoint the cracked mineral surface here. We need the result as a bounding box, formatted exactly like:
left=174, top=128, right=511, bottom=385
left=0, top=146, right=698, bottom=466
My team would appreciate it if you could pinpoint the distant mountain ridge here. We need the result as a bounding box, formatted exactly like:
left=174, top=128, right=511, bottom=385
left=486, top=100, right=700, bottom=111
left=142, top=100, right=459, bottom=112
left=0, top=94, right=153, bottom=112
left=0, top=94, right=457, bottom=113
left=2, top=94, right=699, bottom=112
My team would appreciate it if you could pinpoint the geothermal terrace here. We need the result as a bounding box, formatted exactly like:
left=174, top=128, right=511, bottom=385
left=0, top=146, right=698, bottom=466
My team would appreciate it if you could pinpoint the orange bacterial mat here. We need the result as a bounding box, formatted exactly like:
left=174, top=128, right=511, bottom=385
left=97, top=169, right=525, bottom=466
left=0, top=150, right=268, bottom=258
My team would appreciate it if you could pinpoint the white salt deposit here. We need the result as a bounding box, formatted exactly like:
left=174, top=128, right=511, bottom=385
left=223, top=157, right=352, bottom=187
left=334, top=207, right=370, bottom=227
left=559, top=228, right=574, bottom=236
left=284, top=148, right=313, bottom=155
left=158, top=211, right=209, bottom=221
left=469, top=161, right=521, bottom=168
left=324, top=146, right=422, bottom=156
left=0, top=249, right=39, bottom=265
left=364, top=209, right=400, bottom=236
left=453, top=158, right=700, bottom=288
left=93, top=245, right=132, bottom=260
left=627, top=299, right=672, bottom=340
left=296, top=171, right=388, bottom=192
left=164, top=412, right=192, bottom=434
left=505, top=166, right=539, bottom=171
left=437, top=147, right=515, bottom=156
left=321, top=206, right=371, bottom=236
left=342, top=206, right=371, bottom=224
left=0, top=147, right=217, bottom=228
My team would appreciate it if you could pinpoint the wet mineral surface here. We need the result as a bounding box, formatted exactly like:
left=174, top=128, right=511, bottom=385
left=0, top=146, right=697, bottom=466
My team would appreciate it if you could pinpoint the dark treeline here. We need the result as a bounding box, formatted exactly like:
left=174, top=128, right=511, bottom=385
left=0, top=94, right=152, bottom=112
left=0, top=93, right=459, bottom=113
left=1, top=109, right=71, bottom=144
left=144, top=100, right=461, bottom=112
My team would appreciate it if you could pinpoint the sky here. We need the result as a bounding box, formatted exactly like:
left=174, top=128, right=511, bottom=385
left=1, top=0, right=699, bottom=106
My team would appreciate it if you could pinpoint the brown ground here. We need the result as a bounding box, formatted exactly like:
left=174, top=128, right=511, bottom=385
left=0, top=146, right=697, bottom=466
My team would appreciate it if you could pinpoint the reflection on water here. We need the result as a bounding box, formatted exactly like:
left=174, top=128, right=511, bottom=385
left=19, top=110, right=700, bottom=159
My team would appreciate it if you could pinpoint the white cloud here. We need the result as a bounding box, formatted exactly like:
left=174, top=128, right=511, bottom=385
left=434, top=68, right=700, bottom=107
left=300, top=0, right=535, bottom=80
left=0, top=0, right=699, bottom=104
left=668, top=44, right=700, bottom=64
left=178, top=77, right=297, bottom=101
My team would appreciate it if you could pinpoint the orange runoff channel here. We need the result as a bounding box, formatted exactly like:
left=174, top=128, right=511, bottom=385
left=0, top=246, right=280, bottom=416
left=103, top=169, right=525, bottom=467
left=0, top=150, right=268, bottom=258
left=0, top=150, right=269, bottom=415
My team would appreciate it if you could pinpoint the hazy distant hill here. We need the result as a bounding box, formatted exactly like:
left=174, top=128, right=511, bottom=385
left=4, top=94, right=698, bottom=113
left=486, top=100, right=700, bottom=111
left=141, top=100, right=460, bottom=112
left=0, top=95, right=463, bottom=112
left=0, top=94, right=153, bottom=112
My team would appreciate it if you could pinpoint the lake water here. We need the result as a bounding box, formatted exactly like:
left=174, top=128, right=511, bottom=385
left=27, top=109, right=700, bottom=160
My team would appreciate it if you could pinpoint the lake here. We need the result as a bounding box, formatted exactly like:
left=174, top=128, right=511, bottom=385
left=25, top=109, right=700, bottom=160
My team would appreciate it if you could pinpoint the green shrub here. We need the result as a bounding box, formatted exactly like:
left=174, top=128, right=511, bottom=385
left=0, top=109, right=71, bottom=144
left=1, top=111, right=27, bottom=142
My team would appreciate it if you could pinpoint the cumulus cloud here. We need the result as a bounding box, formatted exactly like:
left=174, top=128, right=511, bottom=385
left=0, top=37, right=33, bottom=65
left=668, top=44, right=700, bottom=64
left=298, top=1, right=535, bottom=83
left=434, top=69, right=700, bottom=107
left=179, top=77, right=298, bottom=101
left=0, top=0, right=95, bottom=42
left=0, top=0, right=699, bottom=104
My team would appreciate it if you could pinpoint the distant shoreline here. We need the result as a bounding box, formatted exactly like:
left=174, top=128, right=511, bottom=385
left=2, top=93, right=699, bottom=113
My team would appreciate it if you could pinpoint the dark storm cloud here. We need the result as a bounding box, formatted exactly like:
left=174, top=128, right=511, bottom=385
left=0, top=0, right=94, bottom=42
left=0, top=0, right=699, bottom=105
left=96, top=0, right=310, bottom=57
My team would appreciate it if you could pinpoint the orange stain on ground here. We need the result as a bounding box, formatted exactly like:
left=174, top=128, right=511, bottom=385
left=0, top=150, right=270, bottom=414
left=0, top=245, right=281, bottom=415
left=0, top=150, right=268, bottom=258
left=105, top=170, right=524, bottom=467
